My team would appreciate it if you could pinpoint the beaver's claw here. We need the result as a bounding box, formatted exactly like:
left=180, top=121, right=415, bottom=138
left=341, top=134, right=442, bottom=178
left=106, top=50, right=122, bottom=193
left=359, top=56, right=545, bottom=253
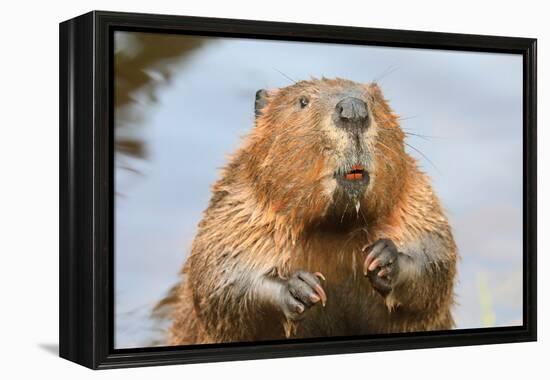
left=280, top=270, right=327, bottom=321
left=363, top=239, right=400, bottom=297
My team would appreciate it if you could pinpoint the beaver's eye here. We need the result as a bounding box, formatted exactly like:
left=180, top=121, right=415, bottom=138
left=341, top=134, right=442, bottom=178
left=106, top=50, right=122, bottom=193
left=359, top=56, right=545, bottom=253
left=299, top=96, right=309, bottom=108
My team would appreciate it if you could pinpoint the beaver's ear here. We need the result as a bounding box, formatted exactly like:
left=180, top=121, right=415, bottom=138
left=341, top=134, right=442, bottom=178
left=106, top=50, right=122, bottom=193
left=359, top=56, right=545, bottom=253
left=255, top=89, right=269, bottom=118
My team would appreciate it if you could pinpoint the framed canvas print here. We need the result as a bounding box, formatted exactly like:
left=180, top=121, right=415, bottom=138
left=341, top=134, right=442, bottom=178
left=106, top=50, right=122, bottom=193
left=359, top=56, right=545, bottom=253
left=59, top=11, right=537, bottom=369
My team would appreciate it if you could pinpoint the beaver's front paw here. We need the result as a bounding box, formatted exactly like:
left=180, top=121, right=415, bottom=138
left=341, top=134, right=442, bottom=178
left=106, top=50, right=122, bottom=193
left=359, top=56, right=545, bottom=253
left=363, top=239, right=401, bottom=297
left=279, top=270, right=326, bottom=321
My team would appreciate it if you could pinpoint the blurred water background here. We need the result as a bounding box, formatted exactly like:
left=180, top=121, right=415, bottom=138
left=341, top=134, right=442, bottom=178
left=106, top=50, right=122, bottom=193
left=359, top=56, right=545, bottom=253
left=114, top=32, right=523, bottom=348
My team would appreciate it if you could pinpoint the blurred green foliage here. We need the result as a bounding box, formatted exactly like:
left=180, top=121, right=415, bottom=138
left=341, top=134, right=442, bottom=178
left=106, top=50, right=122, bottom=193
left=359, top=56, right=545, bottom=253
left=478, top=272, right=496, bottom=327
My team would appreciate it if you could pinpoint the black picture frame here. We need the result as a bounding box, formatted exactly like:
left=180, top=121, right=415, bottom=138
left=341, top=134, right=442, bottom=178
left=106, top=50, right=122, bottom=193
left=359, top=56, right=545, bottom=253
left=59, top=10, right=537, bottom=369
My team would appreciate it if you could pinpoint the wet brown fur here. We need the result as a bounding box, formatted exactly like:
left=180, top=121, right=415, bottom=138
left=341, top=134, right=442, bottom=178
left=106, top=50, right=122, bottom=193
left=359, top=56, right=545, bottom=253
left=167, top=78, right=457, bottom=344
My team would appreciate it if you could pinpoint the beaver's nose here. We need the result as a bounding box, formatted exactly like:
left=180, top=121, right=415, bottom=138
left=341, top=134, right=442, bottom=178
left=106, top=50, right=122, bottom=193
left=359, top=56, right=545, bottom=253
left=336, top=97, right=368, bottom=123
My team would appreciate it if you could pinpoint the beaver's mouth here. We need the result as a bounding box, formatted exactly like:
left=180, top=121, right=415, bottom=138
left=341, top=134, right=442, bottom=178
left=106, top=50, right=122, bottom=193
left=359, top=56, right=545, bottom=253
left=335, top=164, right=370, bottom=197
left=344, top=164, right=366, bottom=181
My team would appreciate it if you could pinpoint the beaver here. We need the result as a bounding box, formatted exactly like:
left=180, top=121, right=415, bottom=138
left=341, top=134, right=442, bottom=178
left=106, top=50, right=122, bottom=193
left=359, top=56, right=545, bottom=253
left=166, top=77, right=457, bottom=344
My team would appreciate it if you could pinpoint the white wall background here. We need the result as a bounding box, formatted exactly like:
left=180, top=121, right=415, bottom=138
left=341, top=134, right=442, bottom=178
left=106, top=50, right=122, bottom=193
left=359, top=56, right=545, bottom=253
left=0, top=0, right=546, bottom=378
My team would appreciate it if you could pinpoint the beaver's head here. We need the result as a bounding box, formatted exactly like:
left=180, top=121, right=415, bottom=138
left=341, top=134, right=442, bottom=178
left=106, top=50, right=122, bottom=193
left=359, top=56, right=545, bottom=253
left=240, top=78, right=409, bottom=228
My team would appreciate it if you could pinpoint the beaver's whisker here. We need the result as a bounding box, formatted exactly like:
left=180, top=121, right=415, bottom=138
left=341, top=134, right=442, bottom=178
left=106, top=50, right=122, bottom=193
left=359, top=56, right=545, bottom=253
left=401, top=126, right=444, bottom=138
left=372, top=65, right=399, bottom=83
left=398, top=115, right=419, bottom=122
left=378, top=127, right=441, bottom=144
left=359, top=207, right=368, bottom=226
left=273, top=68, right=297, bottom=84
left=373, top=113, right=401, bottom=127
left=404, top=142, right=440, bottom=173
left=403, top=132, right=445, bottom=142
left=341, top=201, right=350, bottom=224
left=376, top=140, right=400, bottom=160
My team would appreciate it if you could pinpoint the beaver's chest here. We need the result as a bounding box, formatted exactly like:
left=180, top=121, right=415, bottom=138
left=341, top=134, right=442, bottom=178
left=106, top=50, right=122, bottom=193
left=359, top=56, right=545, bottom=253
left=286, top=232, right=390, bottom=336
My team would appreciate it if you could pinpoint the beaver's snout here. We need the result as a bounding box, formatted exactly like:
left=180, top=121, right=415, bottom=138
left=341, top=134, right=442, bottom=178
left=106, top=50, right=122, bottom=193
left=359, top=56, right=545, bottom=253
left=334, top=97, right=369, bottom=129
left=330, top=97, right=372, bottom=198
